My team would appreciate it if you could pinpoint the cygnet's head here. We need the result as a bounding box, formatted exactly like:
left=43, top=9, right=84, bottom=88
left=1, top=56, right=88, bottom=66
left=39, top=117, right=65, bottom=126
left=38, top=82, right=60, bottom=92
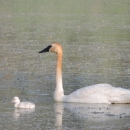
left=11, top=97, right=20, bottom=104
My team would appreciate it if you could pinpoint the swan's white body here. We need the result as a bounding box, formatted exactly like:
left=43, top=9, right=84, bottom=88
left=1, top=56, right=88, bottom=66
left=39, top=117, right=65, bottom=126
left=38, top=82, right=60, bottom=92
left=61, top=84, right=130, bottom=104
left=39, top=42, right=130, bottom=104
left=11, top=97, right=35, bottom=109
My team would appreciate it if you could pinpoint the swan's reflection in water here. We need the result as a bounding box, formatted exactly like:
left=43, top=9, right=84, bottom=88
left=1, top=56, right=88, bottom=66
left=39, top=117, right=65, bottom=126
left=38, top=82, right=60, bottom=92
left=13, top=108, right=35, bottom=119
left=54, top=103, right=130, bottom=129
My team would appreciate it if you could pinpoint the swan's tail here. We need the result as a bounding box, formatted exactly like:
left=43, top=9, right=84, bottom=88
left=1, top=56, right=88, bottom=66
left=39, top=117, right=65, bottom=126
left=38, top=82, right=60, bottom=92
left=110, top=95, right=130, bottom=104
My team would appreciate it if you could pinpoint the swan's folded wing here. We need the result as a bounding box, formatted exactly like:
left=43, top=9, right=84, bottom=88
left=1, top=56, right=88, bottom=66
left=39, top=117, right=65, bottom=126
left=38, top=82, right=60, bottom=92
left=65, top=84, right=130, bottom=103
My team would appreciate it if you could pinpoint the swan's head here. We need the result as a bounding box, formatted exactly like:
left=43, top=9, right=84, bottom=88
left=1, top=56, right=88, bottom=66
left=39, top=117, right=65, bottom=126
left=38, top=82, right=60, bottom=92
left=39, top=42, right=62, bottom=54
left=11, top=97, right=20, bottom=104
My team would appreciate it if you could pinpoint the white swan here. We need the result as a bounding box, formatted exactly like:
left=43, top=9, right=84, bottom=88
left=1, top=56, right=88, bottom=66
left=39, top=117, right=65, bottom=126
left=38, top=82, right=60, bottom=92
left=39, top=42, right=130, bottom=104
left=11, top=97, right=35, bottom=109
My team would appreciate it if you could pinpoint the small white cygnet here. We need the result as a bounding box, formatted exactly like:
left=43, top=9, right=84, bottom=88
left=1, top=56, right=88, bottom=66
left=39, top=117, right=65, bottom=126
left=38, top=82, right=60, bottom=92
left=11, top=97, right=35, bottom=109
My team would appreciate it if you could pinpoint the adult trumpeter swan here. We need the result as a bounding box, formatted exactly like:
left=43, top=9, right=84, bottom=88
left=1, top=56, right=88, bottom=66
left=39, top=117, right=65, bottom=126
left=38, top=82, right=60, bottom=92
left=11, top=97, right=35, bottom=109
left=39, top=42, right=130, bottom=104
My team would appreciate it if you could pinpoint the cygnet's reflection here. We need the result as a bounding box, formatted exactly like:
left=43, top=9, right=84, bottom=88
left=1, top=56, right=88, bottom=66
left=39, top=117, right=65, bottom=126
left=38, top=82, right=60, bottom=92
left=54, top=102, right=130, bottom=129
left=13, top=108, right=35, bottom=119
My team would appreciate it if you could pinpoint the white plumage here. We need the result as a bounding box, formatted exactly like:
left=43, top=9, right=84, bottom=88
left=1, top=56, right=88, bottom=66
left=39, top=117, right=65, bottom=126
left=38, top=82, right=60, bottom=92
left=62, top=84, right=130, bottom=104
left=39, top=42, right=130, bottom=104
left=11, top=97, right=35, bottom=109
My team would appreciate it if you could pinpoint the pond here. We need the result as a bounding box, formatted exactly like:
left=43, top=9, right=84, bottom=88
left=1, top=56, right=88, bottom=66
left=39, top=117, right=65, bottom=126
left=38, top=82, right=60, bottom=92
left=0, top=0, right=130, bottom=129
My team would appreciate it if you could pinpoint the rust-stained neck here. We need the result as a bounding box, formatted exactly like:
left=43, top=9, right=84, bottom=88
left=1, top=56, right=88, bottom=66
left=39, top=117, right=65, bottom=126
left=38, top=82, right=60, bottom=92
left=53, top=43, right=64, bottom=101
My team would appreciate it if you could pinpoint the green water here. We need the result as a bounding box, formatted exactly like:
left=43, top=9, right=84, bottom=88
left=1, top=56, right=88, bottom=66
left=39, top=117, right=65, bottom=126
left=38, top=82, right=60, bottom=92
left=0, top=0, right=130, bottom=129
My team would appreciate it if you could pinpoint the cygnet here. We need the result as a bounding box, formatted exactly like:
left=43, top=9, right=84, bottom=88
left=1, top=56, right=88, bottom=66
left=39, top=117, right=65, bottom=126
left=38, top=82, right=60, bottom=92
left=11, top=97, right=35, bottom=109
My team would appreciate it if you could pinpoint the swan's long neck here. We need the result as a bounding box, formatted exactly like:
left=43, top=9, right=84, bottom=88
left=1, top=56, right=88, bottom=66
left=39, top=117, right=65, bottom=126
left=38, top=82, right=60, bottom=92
left=54, top=51, right=64, bottom=101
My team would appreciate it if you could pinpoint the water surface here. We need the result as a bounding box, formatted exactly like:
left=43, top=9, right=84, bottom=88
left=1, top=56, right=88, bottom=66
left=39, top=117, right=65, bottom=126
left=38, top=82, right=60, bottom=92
left=0, top=0, right=130, bottom=129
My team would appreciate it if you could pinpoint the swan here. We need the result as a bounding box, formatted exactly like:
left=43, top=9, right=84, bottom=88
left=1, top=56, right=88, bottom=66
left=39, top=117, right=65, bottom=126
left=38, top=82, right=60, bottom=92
left=39, top=42, right=130, bottom=104
left=11, top=97, right=35, bottom=109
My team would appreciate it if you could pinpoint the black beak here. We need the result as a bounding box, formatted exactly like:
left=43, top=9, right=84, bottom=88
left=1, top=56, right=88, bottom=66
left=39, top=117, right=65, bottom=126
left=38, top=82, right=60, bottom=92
left=39, top=45, right=52, bottom=53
